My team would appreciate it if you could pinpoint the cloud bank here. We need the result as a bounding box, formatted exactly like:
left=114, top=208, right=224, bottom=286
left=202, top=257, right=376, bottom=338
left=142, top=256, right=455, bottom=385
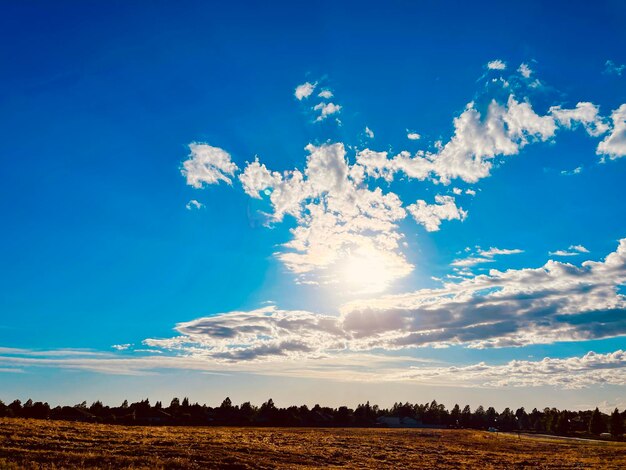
left=139, top=240, right=626, bottom=363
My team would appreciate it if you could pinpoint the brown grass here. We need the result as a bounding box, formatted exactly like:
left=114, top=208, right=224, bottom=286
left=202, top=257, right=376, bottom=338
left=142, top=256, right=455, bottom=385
left=1, top=417, right=625, bottom=469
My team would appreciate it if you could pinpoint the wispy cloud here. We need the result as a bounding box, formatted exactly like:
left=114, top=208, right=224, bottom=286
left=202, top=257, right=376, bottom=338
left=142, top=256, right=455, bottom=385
left=3, top=344, right=623, bottom=390
left=561, top=166, right=583, bottom=176
left=604, top=60, right=625, bottom=76
left=549, top=245, right=590, bottom=257
left=518, top=63, right=532, bottom=78
left=185, top=199, right=204, bottom=210
left=452, top=247, right=523, bottom=267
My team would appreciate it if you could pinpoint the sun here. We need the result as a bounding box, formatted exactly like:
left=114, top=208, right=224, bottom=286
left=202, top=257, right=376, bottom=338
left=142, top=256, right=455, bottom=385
left=337, top=248, right=399, bottom=294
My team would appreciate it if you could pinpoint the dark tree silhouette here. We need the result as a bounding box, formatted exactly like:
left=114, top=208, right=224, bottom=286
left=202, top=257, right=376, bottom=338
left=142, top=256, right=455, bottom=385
left=589, top=407, right=606, bottom=435
left=610, top=408, right=624, bottom=438
left=0, top=394, right=620, bottom=440
left=555, top=411, right=570, bottom=436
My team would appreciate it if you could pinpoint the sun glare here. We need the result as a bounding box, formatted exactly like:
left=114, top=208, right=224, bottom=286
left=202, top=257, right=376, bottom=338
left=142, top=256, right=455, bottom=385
left=337, top=249, right=397, bottom=294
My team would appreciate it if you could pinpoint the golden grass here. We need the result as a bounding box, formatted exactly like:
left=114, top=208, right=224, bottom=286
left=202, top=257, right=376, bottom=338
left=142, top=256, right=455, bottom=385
left=1, top=417, right=625, bottom=469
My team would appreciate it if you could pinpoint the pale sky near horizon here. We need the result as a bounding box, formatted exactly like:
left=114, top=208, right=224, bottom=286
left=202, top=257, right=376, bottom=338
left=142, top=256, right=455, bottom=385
left=1, top=0, right=626, bottom=412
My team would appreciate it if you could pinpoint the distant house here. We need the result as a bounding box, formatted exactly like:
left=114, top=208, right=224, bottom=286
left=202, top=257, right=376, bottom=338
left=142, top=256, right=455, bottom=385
left=376, top=416, right=421, bottom=428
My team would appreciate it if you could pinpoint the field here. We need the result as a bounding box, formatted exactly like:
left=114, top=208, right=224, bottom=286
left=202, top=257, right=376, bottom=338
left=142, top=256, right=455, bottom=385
left=1, top=418, right=625, bottom=469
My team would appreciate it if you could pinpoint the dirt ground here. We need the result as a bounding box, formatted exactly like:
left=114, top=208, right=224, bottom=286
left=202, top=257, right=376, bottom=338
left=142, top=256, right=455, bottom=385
left=1, top=418, right=625, bottom=469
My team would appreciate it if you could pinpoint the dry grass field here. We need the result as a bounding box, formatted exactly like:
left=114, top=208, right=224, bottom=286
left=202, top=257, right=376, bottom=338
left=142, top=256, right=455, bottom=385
left=1, top=418, right=625, bottom=469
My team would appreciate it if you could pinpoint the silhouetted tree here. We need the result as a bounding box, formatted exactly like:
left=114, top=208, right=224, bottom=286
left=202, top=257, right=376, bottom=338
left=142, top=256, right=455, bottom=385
left=498, top=408, right=515, bottom=432
left=9, top=400, right=22, bottom=416
left=354, top=401, right=376, bottom=426
left=515, top=407, right=529, bottom=430
left=1, top=394, right=623, bottom=438
left=460, top=405, right=472, bottom=427
left=610, top=408, right=623, bottom=438
left=589, top=407, right=605, bottom=435
left=473, top=405, right=487, bottom=429
left=450, top=404, right=461, bottom=427
left=554, top=411, right=570, bottom=436
left=239, top=402, right=256, bottom=424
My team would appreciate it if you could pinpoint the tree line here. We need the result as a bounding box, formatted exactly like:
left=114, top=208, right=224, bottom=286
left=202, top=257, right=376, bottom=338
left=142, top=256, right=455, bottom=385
left=0, top=397, right=624, bottom=439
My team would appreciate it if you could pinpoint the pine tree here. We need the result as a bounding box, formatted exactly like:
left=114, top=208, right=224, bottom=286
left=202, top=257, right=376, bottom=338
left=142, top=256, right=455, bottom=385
left=588, top=407, right=605, bottom=435
left=609, top=408, right=624, bottom=438
left=554, top=411, right=570, bottom=436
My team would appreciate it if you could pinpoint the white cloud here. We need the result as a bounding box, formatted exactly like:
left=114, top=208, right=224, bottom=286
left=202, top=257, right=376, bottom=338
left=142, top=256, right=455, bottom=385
left=549, top=245, right=589, bottom=256
left=185, top=71, right=625, bottom=294
left=452, top=246, right=523, bottom=266
left=407, top=195, right=467, bottom=232
left=112, top=344, right=132, bottom=351
left=518, top=63, right=532, bottom=78
left=407, top=131, right=421, bottom=140
left=128, top=239, right=626, bottom=366
left=0, top=342, right=626, bottom=390
left=365, top=126, right=374, bottom=139
left=487, top=59, right=506, bottom=70
left=1, top=343, right=624, bottom=389
left=314, top=102, right=342, bottom=121
left=451, top=256, right=494, bottom=267
left=561, top=166, right=583, bottom=176
left=239, top=143, right=412, bottom=289
left=4, top=240, right=626, bottom=385
left=549, top=249, right=579, bottom=257
left=549, top=102, right=609, bottom=137
left=373, top=95, right=559, bottom=185
left=478, top=247, right=524, bottom=257
left=145, top=306, right=344, bottom=362
left=318, top=89, right=333, bottom=99
left=181, top=143, right=238, bottom=188
left=185, top=199, right=204, bottom=210
left=597, top=104, right=626, bottom=159
left=355, top=149, right=396, bottom=182
left=604, top=60, right=625, bottom=76
left=341, top=238, right=626, bottom=350
left=295, top=81, right=316, bottom=100
left=391, top=350, right=626, bottom=389
left=239, top=158, right=282, bottom=199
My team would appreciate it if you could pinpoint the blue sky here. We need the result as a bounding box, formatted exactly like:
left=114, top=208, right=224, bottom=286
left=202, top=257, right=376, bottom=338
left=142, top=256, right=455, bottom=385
left=1, top=0, right=626, bottom=410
